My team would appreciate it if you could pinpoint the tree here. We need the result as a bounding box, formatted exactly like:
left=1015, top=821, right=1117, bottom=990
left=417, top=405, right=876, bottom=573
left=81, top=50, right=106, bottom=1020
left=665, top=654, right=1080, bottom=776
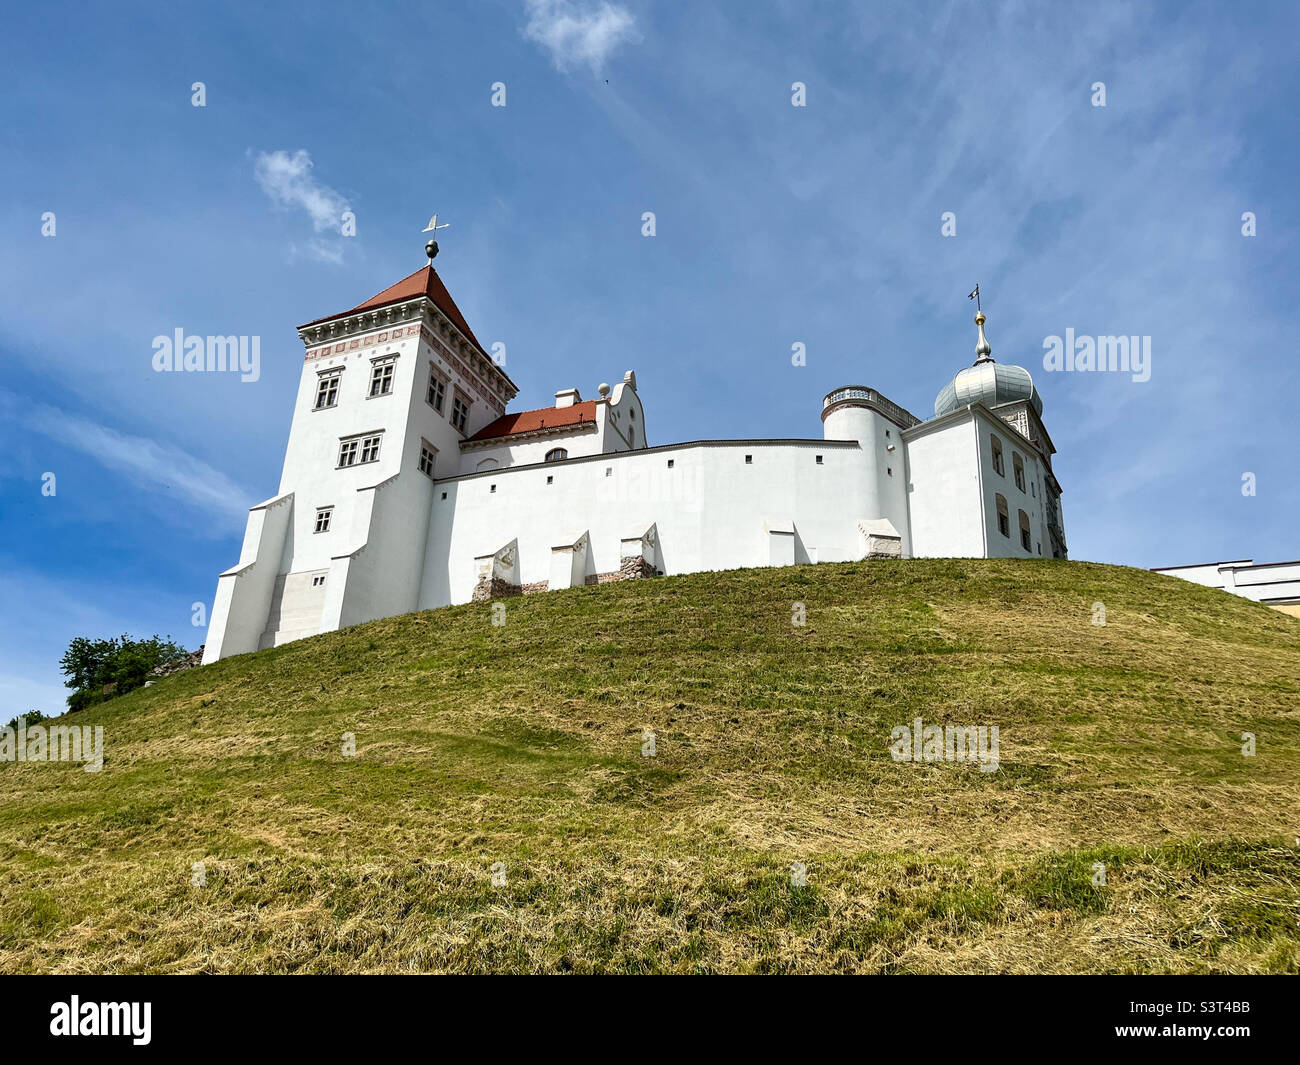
left=59, top=634, right=189, bottom=712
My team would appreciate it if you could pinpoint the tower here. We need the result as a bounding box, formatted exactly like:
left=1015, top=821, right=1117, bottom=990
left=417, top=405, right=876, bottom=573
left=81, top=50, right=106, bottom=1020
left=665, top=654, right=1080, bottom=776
left=930, top=305, right=1067, bottom=559
left=202, top=255, right=518, bottom=662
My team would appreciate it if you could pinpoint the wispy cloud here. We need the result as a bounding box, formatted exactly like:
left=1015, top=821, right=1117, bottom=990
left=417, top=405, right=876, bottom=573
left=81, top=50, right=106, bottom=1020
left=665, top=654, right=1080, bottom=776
left=522, top=0, right=638, bottom=73
left=4, top=390, right=251, bottom=528
left=253, top=149, right=351, bottom=262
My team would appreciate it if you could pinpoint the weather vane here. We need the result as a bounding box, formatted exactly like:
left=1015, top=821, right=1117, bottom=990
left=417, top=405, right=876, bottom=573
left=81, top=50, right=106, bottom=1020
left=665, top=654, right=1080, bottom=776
left=968, top=283, right=981, bottom=312
left=423, top=213, right=450, bottom=262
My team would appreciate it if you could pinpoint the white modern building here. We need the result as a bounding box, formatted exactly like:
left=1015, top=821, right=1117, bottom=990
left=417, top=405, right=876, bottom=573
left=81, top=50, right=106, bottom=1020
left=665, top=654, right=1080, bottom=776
left=1153, top=559, right=1300, bottom=617
left=202, top=257, right=1068, bottom=662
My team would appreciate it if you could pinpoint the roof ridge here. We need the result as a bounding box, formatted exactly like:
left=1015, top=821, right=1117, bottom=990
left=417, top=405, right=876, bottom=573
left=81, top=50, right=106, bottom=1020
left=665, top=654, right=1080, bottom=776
left=298, top=265, right=488, bottom=357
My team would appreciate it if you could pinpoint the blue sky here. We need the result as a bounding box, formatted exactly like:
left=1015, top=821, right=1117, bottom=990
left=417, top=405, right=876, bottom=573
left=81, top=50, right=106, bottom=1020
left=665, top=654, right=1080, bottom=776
left=2, top=0, right=1298, bottom=714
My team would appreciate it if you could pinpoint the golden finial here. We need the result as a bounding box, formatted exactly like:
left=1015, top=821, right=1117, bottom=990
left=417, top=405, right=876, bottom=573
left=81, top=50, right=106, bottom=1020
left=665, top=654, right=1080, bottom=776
left=970, top=285, right=993, bottom=364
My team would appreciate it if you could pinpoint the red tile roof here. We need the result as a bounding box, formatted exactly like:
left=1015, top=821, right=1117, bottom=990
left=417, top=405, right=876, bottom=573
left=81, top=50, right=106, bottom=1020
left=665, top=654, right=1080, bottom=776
left=468, top=400, right=599, bottom=442
left=299, top=265, right=488, bottom=357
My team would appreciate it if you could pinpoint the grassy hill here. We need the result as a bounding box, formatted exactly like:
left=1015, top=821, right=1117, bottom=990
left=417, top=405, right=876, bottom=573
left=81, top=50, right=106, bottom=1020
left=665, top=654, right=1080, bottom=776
left=3, top=558, right=1299, bottom=974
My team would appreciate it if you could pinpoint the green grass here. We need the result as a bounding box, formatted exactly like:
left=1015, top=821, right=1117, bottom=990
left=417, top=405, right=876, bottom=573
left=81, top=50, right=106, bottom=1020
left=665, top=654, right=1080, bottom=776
left=2, top=557, right=1299, bottom=973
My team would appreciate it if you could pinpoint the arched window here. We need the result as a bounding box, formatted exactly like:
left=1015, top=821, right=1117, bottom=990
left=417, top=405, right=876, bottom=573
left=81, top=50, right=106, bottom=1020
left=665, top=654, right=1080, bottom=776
left=476, top=457, right=499, bottom=472
left=995, top=494, right=1010, bottom=538
left=1018, top=510, right=1032, bottom=552
left=991, top=434, right=1005, bottom=476
left=544, top=448, right=568, bottom=462
left=1012, top=451, right=1026, bottom=492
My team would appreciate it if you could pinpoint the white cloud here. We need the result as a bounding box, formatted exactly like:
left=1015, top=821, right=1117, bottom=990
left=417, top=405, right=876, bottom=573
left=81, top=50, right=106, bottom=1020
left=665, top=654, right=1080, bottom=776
left=522, top=0, right=637, bottom=73
left=253, top=149, right=351, bottom=261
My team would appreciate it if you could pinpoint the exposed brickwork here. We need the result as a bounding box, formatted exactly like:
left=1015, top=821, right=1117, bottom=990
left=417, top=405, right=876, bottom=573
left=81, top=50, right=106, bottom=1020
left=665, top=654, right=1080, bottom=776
left=521, top=581, right=549, bottom=595
left=472, top=577, right=521, bottom=601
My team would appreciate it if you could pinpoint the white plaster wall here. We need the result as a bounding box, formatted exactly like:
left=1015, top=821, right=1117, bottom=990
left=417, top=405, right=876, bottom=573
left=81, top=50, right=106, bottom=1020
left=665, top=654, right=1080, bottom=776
left=997, top=430, right=1049, bottom=557
left=419, top=440, right=884, bottom=608
left=201, top=492, right=294, bottom=662
left=277, top=337, right=418, bottom=577
left=822, top=404, right=913, bottom=556
left=601, top=377, right=646, bottom=451
left=974, top=413, right=1031, bottom=559
left=1156, top=561, right=1300, bottom=604
left=331, top=473, right=435, bottom=628
left=459, top=426, right=602, bottom=473
left=904, top=415, right=987, bottom=558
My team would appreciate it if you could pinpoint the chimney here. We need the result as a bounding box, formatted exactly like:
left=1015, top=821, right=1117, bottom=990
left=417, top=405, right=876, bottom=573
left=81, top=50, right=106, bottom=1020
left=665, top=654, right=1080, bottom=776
left=554, top=388, right=581, bottom=409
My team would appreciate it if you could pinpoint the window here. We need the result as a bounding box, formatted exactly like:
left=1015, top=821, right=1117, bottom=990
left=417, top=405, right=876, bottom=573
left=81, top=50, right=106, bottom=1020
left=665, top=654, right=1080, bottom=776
left=312, top=574, right=326, bottom=588
left=451, top=394, right=470, bottom=433
left=440, top=491, right=447, bottom=500
left=418, top=441, right=436, bottom=477
left=338, top=433, right=381, bottom=467
left=991, top=434, right=1005, bottom=476
left=426, top=368, right=447, bottom=413
left=1013, top=452, right=1026, bottom=492
left=605, top=467, right=612, bottom=477
left=314, top=371, right=341, bottom=410
left=1019, top=509, right=1032, bottom=552
left=667, top=459, right=674, bottom=469
left=887, top=467, right=892, bottom=476
left=815, top=455, right=823, bottom=465
left=546, top=475, right=554, bottom=485
left=369, top=356, right=397, bottom=398
left=996, top=493, right=1010, bottom=538
left=489, top=484, right=496, bottom=494
left=745, top=454, right=753, bottom=464
left=544, top=448, right=568, bottom=462
left=314, top=506, right=333, bottom=533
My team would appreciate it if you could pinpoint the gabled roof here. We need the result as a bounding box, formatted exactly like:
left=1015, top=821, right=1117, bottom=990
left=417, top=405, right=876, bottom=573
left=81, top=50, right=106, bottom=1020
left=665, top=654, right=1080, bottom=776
left=468, top=400, right=599, bottom=442
left=299, top=265, right=488, bottom=356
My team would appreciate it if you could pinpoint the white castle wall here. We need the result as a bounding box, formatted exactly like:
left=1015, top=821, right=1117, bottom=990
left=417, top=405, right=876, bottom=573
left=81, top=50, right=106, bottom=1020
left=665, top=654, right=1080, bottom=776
left=904, top=414, right=987, bottom=558
left=1154, top=560, right=1300, bottom=609
left=418, top=438, right=901, bottom=607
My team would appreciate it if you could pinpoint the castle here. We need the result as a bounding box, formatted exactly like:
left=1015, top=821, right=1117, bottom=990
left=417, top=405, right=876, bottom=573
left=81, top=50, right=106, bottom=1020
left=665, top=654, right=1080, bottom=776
left=202, top=256, right=1067, bottom=663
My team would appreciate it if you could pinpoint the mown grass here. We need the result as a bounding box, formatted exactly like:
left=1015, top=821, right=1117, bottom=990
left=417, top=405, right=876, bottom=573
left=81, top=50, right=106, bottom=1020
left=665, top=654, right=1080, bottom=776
left=2, top=558, right=1299, bottom=972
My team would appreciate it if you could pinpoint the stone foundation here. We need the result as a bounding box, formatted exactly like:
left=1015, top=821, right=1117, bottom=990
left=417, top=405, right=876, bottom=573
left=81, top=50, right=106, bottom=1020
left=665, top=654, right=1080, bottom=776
left=472, top=577, right=521, bottom=601
left=584, top=555, right=661, bottom=584
left=619, top=555, right=658, bottom=580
